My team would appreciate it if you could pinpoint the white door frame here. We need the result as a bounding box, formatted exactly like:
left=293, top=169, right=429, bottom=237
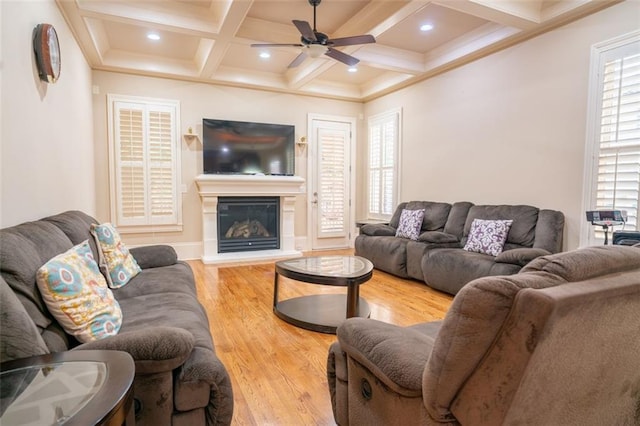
left=306, top=113, right=357, bottom=250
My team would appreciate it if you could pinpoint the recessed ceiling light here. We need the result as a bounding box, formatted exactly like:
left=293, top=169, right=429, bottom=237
left=259, top=52, right=271, bottom=59
left=420, top=24, right=434, bottom=32
left=147, top=32, right=160, bottom=41
left=348, top=67, right=358, bottom=73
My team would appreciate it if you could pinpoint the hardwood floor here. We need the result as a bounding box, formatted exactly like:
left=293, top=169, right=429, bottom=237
left=187, top=250, right=453, bottom=425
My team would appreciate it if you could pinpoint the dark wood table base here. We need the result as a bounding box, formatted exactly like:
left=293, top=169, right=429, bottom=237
left=275, top=294, right=370, bottom=334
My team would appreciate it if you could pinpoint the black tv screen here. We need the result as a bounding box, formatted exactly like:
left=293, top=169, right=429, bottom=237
left=203, top=118, right=295, bottom=176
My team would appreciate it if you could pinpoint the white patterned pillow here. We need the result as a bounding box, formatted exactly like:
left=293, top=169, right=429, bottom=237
left=36, top=240, right=122, bottom=343
left=463, top=219, right=513, bottom=256
left=395, top=209, right=425, bottom=240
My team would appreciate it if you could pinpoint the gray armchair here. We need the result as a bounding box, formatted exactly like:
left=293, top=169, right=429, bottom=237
left=327, top=246, right=640, bottom=425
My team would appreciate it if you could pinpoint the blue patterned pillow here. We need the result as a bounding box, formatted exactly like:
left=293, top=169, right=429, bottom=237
left=91, top=223, right=141, bottom=289
left=395, top=209, right=425, bottom=240
left=36, top=240, right=122, bottom=342
left=463, top=219, right=513, bottom=256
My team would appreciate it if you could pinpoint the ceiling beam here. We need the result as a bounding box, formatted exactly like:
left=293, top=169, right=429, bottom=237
left=198, top=1, right=255, bottom=78
left=75, top=0, right=221, bottom=38
left=433, top=0, right=541, bottom=29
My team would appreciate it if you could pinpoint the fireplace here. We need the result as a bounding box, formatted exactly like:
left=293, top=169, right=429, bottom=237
left=218, top=197, right=279, bottom=253
left=195, top=174, right=304, bottom=264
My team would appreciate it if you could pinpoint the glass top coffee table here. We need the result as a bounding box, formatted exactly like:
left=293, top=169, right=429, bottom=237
left=273, top=255, right=374, bottom=334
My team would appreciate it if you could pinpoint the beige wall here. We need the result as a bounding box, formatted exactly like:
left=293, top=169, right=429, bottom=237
left=0, top=0, right=94, bottom=227
left=91, top=71, right=363, bottom=256
left=362, top=1, right=639, bottom=251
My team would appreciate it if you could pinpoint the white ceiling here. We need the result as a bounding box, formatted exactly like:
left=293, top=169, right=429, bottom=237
left=56, top=0, right=620, bottom=101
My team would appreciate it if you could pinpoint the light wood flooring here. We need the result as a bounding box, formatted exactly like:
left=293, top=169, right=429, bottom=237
left=187, top=250, right=453, bottom=425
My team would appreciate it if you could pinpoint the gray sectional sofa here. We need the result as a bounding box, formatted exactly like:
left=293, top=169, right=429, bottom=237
left=0, top=211, right=233, bottom=425
left=355, top=201, right=565, bottom=294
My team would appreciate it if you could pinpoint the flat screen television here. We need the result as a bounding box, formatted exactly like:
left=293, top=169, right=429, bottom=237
left=203, top=118, right=295, bottom=176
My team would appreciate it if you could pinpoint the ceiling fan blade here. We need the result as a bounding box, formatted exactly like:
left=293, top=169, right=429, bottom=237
left=251, top=43, right=303, bottom=47
left=325, top=47, right=359, bottom=66
left=329, top=34, right=376, bottom=47
left=288, top=52, right=307, bottom=68
left=292, top=20, right=317, bottom=42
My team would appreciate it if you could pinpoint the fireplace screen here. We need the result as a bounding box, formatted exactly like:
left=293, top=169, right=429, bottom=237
left=217, top=197, right=280, bottom=253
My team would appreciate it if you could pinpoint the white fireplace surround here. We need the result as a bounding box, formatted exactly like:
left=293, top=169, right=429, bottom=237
left=195, top=174, right=305, bottom=264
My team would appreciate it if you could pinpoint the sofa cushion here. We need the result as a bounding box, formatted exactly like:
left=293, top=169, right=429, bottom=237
left=495, top=247, right=551, bottom=266
left=390, top=201, right=452, bottom=232
left=463, top=205, right=538, bottom=248
left=112, top=261, right=197, bottom=300
left=355, top=235, right=411, bottom=278
left=418, top=231, right=459, bottom=244
left=0, top=221, right=73, bottom=334
left=36, top=240, right=122, bottom=342
left=42, top=210, right=101, bottom=260
left=91, top=223, right=141, bottom=288
left=129, top=245, right=178, bottom=269
left=463, top=219, right=513, bottom=256
left=422, top=245, right=640, bottom=423
left=395, top=209, right=425, bottom=240
left=422, top=269, right=566, bottom=422
left=360, top=224, right=396, bottom=236
left=0, top=276, right=49, bottom=363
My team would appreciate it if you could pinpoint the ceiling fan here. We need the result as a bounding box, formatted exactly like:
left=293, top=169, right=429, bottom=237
left=250, top=0, right=376, bottom=68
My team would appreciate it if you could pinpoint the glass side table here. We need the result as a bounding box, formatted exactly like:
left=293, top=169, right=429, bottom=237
left=0, top=350, right=135, bottom=426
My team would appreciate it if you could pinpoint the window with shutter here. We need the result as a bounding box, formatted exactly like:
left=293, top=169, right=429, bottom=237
left=584, top=32, right=640, bottom=244
left=367, top=109, right=401, bottom=220
left=108, top=95, right=182, bottom=233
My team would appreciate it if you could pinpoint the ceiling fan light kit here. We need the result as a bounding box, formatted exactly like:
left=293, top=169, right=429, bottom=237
left=250, top=0, right=375, bottom=68
left=307, top=44, right=328, bottom=58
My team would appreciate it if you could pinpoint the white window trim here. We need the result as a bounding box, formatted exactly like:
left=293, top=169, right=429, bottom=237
left=581, top=30, right=640, bottom=247
left=107, top=93, right=183, bottom=233
left=366, top=108, right=402, bottom=221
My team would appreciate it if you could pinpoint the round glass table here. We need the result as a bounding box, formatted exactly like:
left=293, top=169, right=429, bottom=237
left=273, top=255, right=374, bottom=334
left=0, top=350, right=135, bottom=426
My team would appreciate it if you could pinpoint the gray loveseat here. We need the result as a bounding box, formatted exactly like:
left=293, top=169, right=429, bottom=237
left=0, top=211, right=233, bottom=425
left=356, top=201, right=564, bottom=294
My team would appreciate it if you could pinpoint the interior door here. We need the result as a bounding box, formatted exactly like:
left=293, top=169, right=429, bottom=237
left=308, top=116, right=354, bottom=250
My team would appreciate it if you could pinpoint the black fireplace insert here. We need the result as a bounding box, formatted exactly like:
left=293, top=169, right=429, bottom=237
left=217, top=197, right=280, bottom=253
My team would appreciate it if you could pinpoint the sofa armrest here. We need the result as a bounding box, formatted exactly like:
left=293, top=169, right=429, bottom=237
left=73, top=326, right=194, bottom=374
left=130, top=245, right=178, bottom=269
left=495, top=248, right=551, bottom=267
left=336, top=318, right=435, bottom=394
left=360, top=224, right=396, bottom=236
left=418, top=231, right=459, bottom=244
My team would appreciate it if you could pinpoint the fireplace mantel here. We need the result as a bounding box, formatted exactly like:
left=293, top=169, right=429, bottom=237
left=195, top=174, right=305, bottom=264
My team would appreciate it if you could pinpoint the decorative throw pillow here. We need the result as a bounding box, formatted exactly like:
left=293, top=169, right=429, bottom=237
left=36, top=240, right=122, bottom=343
left=91, top=223, right=141, bottom=289
left=463, top=219, right=513, bottom=256
left=395, top=209, right=425, bottom=240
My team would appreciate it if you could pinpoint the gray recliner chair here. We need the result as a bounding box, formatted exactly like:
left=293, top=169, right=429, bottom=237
left=327, top=245, right=640, bottom=425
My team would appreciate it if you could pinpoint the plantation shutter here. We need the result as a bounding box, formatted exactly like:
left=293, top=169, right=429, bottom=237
left=595, top=46, right=640, bottom=233
left=116, top=106, right=146, bottom=222
left=148, top=109, right=177, bottom=220
left=368, top=110, right=400, bottom=220
left=318, top=127, right=348, bottom=236
left=110, top=96, right=181, bottom=232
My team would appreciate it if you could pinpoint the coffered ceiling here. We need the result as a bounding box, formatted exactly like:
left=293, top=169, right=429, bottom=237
left=56, top=0, right=620, bottom=101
